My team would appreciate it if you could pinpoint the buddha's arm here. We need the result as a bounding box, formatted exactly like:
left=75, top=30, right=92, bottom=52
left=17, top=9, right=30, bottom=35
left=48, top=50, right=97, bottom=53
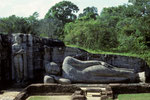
left=65, top=56, right=103, bottom=68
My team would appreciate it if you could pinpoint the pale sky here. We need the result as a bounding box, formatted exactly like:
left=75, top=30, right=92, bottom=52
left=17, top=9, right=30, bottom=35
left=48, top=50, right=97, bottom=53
left=0, top=0, right=129, bottom=19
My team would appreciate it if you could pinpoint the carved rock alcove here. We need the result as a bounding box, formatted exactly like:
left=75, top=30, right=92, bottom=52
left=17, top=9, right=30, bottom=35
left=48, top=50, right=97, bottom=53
left=0, top=33, right=149, bottom=88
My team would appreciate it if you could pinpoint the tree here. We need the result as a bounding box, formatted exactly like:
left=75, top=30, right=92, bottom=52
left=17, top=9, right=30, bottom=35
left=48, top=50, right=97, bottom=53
left=26, top=12, right=40, bottom=35
left=0, top=15, right=17, bottom=34
left=128, top=0, right=150, bottom=46
left=0, top=15, right=27, bottom=34
left=64, top=19, right=118, bottom=50
left=45, top=1, right=79, bottom=24
left=37, top=17, right=63, bottom=39
left=79, top=6, right=98, bottom=20
left=0, top=12, right=40, bottom=35
left=129, top=0, right=150, bottom=16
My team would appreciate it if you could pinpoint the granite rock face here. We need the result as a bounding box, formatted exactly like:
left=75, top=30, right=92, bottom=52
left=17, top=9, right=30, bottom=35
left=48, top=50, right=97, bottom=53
left=0, top=33, right=65, bottom=84
left=11, top=33, right=33, bottom=82
left=62, top=56, right=141, bottom=83
left=86, top=54, right=150, bottom=82
left=45, top=62, right=60, bottom=75
left=44, top=75, right=55, bottom=83
left=64, top=47, right=150, bottom=82
left=64, top=47, right=87, bottom=60
left=32, top=36, right=65, bottom=82
left=44, top=75, right=71, bottom=84
left=0, top=34, right=11, bottom=86
left=0, top=33, right=149, bottom=85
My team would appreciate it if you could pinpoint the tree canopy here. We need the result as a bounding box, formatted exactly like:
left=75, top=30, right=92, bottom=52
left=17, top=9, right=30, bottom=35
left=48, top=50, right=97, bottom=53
left=0, top=0, right=149, bottom=53
left=0, top=12, right=39, bottom=35
left=79, top=6, right=98, bottom=20
left=45, top=1, right=79, bottom=24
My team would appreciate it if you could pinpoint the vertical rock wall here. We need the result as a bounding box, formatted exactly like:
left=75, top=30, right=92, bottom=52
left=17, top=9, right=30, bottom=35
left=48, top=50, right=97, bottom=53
left=64, top=47, right=150, bottom=82
left=11, top=34, right=34, bottom=82
left=32, top=36, right=65, bottom=82
left=0, top=34, right=11, bottom=86
left=64, top=47, right=149, bottom=74
left=27, top=34, right=34, bottom=79
left=11, top=34, right=65, bottom=83
left=0, top=33, right=149, bottom=85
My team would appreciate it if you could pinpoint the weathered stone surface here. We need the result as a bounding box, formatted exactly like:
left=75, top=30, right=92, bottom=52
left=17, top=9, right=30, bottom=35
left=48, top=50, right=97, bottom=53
left=87, top=54, right=148, bottom=73
left=64, top=47, right=87, bottom=60
left=0, top=33, right=149, bottom=86
left=45, top=62, right=60, bottom=75
left=14, top=84, right=81, bottom=100
left=109, top=83, right=150, bottom=94
left=11, top=33, right=35, bottom=83
left=27, top=34, right=33, bottom=79
left=71, top=90, right=86, bottom=100
left=52, top=75, right=71, bottom=84
left=138, top=72, right=146, bottom=83
left=52, top=47, right=65, bottom=66
left=0, top=34, right=11, bottom=87
left=58, top=78, right=71, bottom=84
left=62, top=56, right=142, bottom=83
left=64, top=48, right=150, bottom=82
left=64, top=47, right=150, bottom=73
left=44, top=75, right=55, bottom=83
left=12, top=33, right=28, bottom=83
left=11, top=33, right=65, bottom=83
left=32, top=36, right=65, bottom=82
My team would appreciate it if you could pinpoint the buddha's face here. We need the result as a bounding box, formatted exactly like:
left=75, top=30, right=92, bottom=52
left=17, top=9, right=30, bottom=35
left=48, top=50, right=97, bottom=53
left=45, top=62, right=60, bottom=75
left=52, top=46, right=65, bottom=62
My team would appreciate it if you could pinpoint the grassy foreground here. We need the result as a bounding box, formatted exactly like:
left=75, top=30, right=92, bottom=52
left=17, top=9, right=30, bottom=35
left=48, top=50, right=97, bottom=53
left=118, top=93, right=150, bottom=100
left=66, top=44, right=150, bottom=67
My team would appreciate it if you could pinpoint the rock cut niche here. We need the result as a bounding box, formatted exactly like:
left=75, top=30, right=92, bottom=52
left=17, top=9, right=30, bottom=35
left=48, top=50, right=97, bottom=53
left=11, top=33, right=65, bottom=84
left=0, top=33, right=150, bottom=86
left=11, top=33, right=33, bottom=83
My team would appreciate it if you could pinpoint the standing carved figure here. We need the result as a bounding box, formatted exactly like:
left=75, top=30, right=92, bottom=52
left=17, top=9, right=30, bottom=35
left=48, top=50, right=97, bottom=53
left=12, top=35, right=27, bottom=83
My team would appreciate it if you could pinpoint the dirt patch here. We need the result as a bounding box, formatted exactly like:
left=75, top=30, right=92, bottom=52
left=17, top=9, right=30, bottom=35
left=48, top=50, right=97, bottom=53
left=0, top=88, right=23, bottom=100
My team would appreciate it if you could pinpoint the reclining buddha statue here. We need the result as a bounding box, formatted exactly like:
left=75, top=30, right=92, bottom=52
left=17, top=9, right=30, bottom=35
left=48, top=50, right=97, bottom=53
left=62, top=56, right=145, bottom=83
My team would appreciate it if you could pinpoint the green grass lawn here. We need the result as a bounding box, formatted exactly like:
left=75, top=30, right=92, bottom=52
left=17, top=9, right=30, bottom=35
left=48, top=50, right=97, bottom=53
left=27, top=96, right=71, bottom=100
left=118, top=93, right=150, bottom=100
